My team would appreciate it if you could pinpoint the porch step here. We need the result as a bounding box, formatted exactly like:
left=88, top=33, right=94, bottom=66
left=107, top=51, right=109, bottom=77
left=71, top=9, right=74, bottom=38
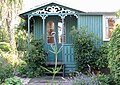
left=44, top=62, right=64, bottom=76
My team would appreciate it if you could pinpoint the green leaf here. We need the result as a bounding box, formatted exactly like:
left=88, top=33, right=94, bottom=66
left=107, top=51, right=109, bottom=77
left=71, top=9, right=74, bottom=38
left=41, top=66, right=53, bottom=73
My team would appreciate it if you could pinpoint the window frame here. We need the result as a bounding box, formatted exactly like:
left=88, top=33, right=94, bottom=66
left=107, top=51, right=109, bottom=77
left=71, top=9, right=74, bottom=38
left=47, top=21, right=55, bottom=44
left=103, top=15, right=116, bottom=41
left=58, top=20, right=66, bottom=44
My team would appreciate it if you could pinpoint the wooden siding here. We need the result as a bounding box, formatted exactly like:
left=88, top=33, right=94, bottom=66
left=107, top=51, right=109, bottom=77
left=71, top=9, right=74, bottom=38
left=33, top=17, right=43, bottom=40
left=63, top=44, right=76, bottom=75
left=65, top=16, right=77, bottom=44
left=78, top=15, right=103, bottom=41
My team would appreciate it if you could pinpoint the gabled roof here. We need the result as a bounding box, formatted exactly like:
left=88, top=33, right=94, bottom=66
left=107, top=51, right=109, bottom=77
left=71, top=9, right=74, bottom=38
left=20, top=2, right=85, bottom=19
left=20, top=2, right=116, bottom=19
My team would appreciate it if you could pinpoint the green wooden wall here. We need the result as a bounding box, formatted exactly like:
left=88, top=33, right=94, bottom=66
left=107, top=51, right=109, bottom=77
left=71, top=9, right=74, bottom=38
left=65, top=16, right=77, bottom=44
left=78, top=15, right=103, bottom=41
left=33, top=17, right=43, bottom=40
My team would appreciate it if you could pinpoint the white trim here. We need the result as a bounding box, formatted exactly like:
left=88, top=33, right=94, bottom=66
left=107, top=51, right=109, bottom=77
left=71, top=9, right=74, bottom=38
left=103, top=15, right=116, bottom=41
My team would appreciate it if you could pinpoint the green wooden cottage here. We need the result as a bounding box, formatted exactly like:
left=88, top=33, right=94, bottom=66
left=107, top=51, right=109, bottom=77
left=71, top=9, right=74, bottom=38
left=20, top=2, right=116, bottom=76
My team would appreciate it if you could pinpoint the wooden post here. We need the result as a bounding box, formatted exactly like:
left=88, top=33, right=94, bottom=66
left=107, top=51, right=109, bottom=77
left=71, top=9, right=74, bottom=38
left=28, top=15, right=33, bottom=62
left=59, top=14, right=66, bottom=63
left=40, top=15, right=48, bottom=42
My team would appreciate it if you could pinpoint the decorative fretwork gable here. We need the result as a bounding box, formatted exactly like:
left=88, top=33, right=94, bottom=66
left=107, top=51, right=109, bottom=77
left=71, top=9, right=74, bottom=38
left=32, top=5, right=76, bottom=14
left=20, top=2, right=85, bottom=19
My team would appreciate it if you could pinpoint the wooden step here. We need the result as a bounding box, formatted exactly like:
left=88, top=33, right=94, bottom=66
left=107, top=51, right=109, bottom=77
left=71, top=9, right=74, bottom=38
left=44, top=62, right=64, bottom=76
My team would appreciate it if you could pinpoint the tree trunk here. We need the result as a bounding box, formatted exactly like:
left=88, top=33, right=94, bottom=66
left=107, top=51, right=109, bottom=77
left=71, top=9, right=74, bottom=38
left=6, top=3, right=17, bottom=53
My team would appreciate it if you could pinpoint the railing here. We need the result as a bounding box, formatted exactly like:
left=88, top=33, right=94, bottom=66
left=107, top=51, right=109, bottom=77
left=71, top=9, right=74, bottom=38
left=63, top=44, right=75, bottom=64
left=63, top=44, right=76, bottom=75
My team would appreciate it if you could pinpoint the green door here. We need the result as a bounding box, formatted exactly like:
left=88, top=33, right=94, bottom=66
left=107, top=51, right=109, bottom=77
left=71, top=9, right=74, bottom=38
left=45, top=16, right=64, bottom=62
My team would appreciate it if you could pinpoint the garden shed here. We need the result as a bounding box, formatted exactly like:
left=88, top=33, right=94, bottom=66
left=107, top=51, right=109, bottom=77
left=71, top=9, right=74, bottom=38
left=20, top=2, right=116, bottom=75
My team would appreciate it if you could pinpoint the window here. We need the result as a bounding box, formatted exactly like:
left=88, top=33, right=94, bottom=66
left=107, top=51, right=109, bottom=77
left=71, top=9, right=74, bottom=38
left=103, top=16, right=116, bottom=41
left=58, top=21, right=66, bottom=43
left=47, top=21, right=54, bottom=43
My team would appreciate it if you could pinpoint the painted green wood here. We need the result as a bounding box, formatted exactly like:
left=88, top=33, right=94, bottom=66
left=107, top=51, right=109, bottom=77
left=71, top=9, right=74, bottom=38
left=33, top=17, right=43, bottom=40
left=78, top=15, right=103, bottom=42
left=63, top=44, right=75, bottom=75
left=19, top=2, right=83, bottom=18
left=77, top=15, right=81, bottom=31
left=45, top=16, right=62, bottom=62
left=65, top=16, right=77, bottom=44
left=63, top=44, right=74, bottom=63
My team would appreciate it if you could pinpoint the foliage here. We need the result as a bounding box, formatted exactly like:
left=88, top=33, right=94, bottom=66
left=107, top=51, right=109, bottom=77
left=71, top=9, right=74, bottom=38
left=96, top=43, right=109, bottom=69
left=1, top=52, right=20, bottom=68
left=0, top=57, right=14, bottom=84
left=18, top=37, right=47, bottom=77
left=0, top=0, right=23, bottom=52
left=0, top=29, right=9, bottom=42
left=2, top=77, right=22, bottom=85
left=15, top=19, right=28, bottom=51
left=97, top=74, right=119, bottom=85
left=116, top=10, right=120, bottom=18
left=17, top=60, right=28, bottom=76
left=0, top=42, right=10, bottom=52
left=41, top=32, right=62, bottom=84
left=108, top=25, right=120, bottom=82
left=71, top=26, right=100, bottom=71
left=71, top=71, right=99, bottom=85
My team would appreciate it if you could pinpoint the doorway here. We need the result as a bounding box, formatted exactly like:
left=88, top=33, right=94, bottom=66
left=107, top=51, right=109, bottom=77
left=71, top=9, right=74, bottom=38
left=45, top=16, right=66, bottom=62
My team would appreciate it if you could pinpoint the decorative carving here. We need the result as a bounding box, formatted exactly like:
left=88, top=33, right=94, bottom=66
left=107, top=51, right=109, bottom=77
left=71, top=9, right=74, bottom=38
left=28, top=15, right=33, bottom=20
left=32, top=5, right=75, bottom=14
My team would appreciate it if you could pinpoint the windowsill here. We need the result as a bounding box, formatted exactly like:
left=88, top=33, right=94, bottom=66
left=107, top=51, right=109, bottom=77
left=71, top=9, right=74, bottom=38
left=103, top=38, right=110, bottom=42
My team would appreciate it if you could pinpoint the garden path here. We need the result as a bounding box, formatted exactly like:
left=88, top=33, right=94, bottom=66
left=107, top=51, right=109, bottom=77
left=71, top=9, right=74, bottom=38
left=18, top=76, right=72, bottom=85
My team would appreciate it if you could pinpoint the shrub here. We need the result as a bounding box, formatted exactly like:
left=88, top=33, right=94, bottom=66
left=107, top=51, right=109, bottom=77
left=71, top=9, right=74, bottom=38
left=18, top=37, right=47, bottom=77
left=0, top=57, right=13, bottom=84
left=96, top=43, right=109, bottom=69
left=17, top=60, right=28, bottom=76
left=15, top=19, right=28, bottom=51
left=28, top=37, right=47, bottom=77
left=0, top=42, right=10, bottom=52
left=71, top=27, right=100, bottom=71
left=97, top=74, right=119, bottom=85
left=108, top=25, right=120, bottom=82
left=0, top=29, right=9, bottom=42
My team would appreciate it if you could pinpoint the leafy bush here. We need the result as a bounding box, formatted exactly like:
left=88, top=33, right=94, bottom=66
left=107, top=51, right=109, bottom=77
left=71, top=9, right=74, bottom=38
left=17, top=60, right=28, bottom=76
left=18, top=37, right=47, bottom=77
left=108, top=25, right=120, bottom=82
left=0, top=42, right=10, bottom=52
left=97, top=74, right=119, bottom=85
left=0, top=29, right=9, bottom=42
left=2, top=77, right=22, bottom=85
left=0, top=57, right=13, bottom=84
left=15, top=19, right=28, bottom=51
left=71, top=27, right=100, bottom=71
left=96, top=43, right=109, bottom=69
